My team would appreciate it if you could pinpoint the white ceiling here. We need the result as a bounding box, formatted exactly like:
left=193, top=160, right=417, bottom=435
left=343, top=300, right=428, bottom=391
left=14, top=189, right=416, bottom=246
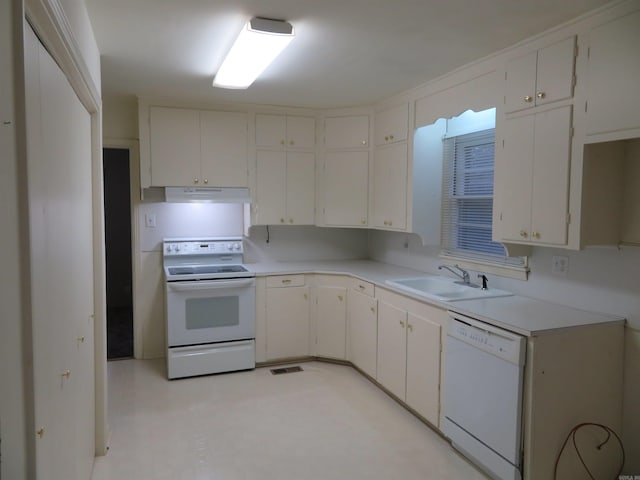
left=85, top=0, right=610, bottom=109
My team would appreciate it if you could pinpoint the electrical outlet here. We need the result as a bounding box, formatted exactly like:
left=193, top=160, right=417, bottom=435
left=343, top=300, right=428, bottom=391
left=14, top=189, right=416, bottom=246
left=552, top=255, right=569, bottom=276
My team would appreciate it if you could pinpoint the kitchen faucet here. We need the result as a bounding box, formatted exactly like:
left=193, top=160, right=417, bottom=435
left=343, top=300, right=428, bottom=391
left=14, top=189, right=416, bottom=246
left=438, top=264, right=471, bottom=285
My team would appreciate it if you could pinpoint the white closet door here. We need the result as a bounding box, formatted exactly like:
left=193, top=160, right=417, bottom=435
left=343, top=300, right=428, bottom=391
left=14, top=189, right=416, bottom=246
left=25, top=22, right=95, bottom=480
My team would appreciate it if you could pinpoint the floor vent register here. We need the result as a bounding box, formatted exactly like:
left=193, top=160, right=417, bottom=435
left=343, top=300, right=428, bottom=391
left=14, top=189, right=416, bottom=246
left=270, top=366, right=304, bottom=375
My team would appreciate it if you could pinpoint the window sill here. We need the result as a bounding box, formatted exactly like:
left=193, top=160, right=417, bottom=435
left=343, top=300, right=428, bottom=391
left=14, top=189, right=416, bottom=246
left=438, top=254, right=529, bottom=281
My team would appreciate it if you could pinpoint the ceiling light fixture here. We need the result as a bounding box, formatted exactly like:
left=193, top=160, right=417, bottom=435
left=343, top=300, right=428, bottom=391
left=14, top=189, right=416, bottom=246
left=213, top=17, right=295, bottom=89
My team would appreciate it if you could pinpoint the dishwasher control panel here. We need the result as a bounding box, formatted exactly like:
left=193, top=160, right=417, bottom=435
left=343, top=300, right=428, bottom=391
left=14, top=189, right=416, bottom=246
left=447, top=312, right=526, bottom=366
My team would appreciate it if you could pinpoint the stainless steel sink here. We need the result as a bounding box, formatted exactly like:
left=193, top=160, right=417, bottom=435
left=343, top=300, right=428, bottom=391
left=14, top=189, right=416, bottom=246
left=385, top=275, right=512, bottom=302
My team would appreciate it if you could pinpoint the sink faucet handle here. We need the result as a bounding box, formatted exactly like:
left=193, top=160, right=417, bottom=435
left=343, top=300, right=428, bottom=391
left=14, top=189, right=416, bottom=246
left=477, top=274, right=488, bottom=290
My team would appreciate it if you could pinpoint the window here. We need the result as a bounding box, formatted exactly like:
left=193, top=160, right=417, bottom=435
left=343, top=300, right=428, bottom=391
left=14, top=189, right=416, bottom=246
left=441, top=119, right=527, bottom=272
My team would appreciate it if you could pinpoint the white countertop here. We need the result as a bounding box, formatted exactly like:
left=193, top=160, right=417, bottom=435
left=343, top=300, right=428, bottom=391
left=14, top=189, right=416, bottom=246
left=245, top=259, right=625, bottom=336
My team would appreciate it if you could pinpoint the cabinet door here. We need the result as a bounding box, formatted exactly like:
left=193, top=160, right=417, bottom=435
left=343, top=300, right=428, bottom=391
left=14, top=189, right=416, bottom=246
left=200, top=111, right=248, bottom=187
left=286, top=116, right=315, bottom=149
left=535, top=36, right=575, bottom=107
left=348, top=290, right=378, bottom=379
left=406, top=313, right=441, bottom=426
left=324, top=151, right=369, bottom=227
left=376, top=300, right=408, bottom=400
left=286, top=152, right=315, bottom=224
left=266, top=286, right=310, bottom=360
left=375, top=104, right=409, bottom=146
left=256, top=114, right=286, bottom=148
left=530, top=106, right=571, bottom=245
left=494, top=114, right=535, bottom=243
left=325, top=115, right=369, bottom=149
left=504, top=37, right=575, bottom=114
left=316, top=286, right=347, bottom=359
left=505, top=50, right=538, bottom=113
left=373, top=143, right=408, bottom=230
left=255, top=150, right=286, bottom=224
left=586, top=10, right=640, bottom=137
left=149, top=107, right=200, bottom=186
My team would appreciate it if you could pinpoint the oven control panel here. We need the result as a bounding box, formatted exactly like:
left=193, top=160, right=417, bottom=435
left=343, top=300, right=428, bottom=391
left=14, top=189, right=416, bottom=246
left=164, top=239, right=243, bottom=256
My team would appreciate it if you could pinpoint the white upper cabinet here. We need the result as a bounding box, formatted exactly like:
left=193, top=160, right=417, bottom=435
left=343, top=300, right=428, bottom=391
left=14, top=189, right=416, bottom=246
left=255, top=151, right=315, bottom=225
left=149, top=106, right=248, bottom=187
left=324, top=115, right=369, bottom=149
left=375, top=103, right=409, bottom=146
left=504, top=36, right=576, bottom=114
left=256, top=114, right=315, bottom=149
left=323, top=151, right=369, bottom=227
left=200, top=110, right=249, bottom=187
left=373, top=142, right=408, bottom=230
left=149, top=107, right=201, bottom=186
left=494, top=105, right=572, bottom=246
left=585, top=10, right=640, bottom=140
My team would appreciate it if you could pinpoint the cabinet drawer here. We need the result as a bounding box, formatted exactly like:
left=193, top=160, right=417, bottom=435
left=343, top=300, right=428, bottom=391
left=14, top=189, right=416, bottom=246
left=350, top=278, right=375, bottom=297
left=267, top=274, right=305, bottom=288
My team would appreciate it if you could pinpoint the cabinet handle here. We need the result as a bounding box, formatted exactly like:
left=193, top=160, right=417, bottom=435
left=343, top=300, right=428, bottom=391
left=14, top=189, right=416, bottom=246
left=519, top=230, right=528, bottom=238
left=282, top=279, right=292, bottom=284
left=399, top=320, right=405, bottom=328
left=532, top=231, right=541, bottom=239
left=204, top=179, right=209, bottom=185
left=524, top=95, right=533, bottom=103
left=289, top=218, right=294, bottom=224
left=304, top=293, right=308, bottom=300
left=36, top=427, right=45, bottom=439
left=389, top=134, right=394, bottom=140
left=361, top=219, right=366, bottom=225
left=370, top=307, right=375, bottom=313
left=280, top=218, right=285, bottom=223
left=61, top=370, right=71, bottom=379
left=536, top=91, right=546, bottom=99
left=408, top=324, right=413, bottom=332
left=193, top=178, right=199, bottom=184
left=385, top=135, right=389, bottom=141
left=77, top=336, right=85, bottom=344
left=280, top=139, right=285, bottom=145
left=358, top=285, right=365, bottom=290
left=290, top=140, right=295, bottom=146
left=338, top=295, right=343, bottom=301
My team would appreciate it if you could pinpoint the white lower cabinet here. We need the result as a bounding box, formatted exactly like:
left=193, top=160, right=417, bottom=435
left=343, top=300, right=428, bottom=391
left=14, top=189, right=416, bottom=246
left=265, top=275, right=310, bottom=360
left=348, top=281, right=378, bottom=379
left=376, top=288, right=443, bottom=426
left=314, top=276, right=348, bottom=360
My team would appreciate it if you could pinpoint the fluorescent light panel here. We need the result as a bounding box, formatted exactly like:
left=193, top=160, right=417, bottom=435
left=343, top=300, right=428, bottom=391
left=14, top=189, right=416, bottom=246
left=213, top=17, right=295, bottom=89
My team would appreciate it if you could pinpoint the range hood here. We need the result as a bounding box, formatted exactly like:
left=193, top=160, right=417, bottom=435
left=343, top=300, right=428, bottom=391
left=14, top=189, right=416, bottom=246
left=165, top=187, right=251, bottom=203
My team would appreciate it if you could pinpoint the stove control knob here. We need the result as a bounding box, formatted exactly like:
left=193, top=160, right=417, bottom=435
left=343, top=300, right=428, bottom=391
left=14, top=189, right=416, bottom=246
left=174, top=244, right=181, bottom=252
left=234, top=243, right=241, bottom=250
left=166, top=244, right=173, bottom=252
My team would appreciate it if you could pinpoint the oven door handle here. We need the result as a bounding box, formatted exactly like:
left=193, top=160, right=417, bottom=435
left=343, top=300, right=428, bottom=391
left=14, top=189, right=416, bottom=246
left=168, top=278, right=255, bottom=291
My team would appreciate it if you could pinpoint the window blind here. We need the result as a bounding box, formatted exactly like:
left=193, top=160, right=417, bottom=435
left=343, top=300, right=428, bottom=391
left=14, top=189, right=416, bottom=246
left=441, top=129, right=525, bottom=268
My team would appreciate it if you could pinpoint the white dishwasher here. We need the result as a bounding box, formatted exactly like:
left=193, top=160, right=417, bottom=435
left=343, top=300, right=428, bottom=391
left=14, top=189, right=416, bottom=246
left=441, top=312, right=526, bottom=480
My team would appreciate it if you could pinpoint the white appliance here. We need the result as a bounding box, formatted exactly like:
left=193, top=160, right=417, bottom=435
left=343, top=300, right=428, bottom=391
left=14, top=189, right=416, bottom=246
left=441, top=312, right=526, bottom=480
left=163, top=237, right=256, bottom=379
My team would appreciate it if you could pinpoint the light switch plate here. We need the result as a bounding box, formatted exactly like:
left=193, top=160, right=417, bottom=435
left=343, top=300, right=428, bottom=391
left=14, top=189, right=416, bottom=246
left=145, top=213, right=156, bottom=228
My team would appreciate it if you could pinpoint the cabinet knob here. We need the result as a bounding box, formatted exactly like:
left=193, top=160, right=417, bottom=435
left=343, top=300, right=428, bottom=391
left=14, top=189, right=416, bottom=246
left=361, top=219, right=366, bottom=225
left=303, top=293, right=308, bottom=300
left=370, top=307, right=375, bottom=313
left=289, top=140, right=295, bottom=146
left=61, top=370, right=71, bottom=379
left=289, top=218, right=294, bottom=224
left=389, top=134, right=394, bottom=140
left=408, top=324, right=413, bottom=332
left=280, top=139, right=285, bottom=145
left=536, top=91, right=546, bottom=99
left=280, top=218, right=285, bottom=223
left=36, top=427, right=45, bottom=439
left=519, top=230, right=528, bottom=238
left=77, top=336, right=85, bottom=344
left=361, top=140, right=367, bottom=145
left=399, top=320, right=405, bottom=328
left=532, top=231, right=541, bottom=239
left=204, top=179, right=208, bottom=184
left=194, top=178, right=199, bottom=184
left=524, top=95, right=533, bottom=103
left=384, top=135, right=389, bottom=141
left=338, top=295, right=343, bottom=301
